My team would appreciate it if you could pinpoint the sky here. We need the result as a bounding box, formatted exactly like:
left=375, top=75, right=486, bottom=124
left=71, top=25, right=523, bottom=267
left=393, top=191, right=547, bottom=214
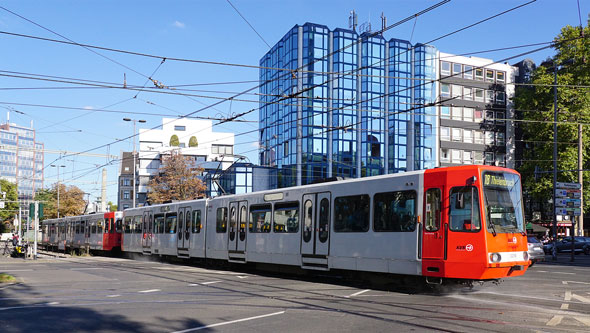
left=0, top=0, right=587, bottom=206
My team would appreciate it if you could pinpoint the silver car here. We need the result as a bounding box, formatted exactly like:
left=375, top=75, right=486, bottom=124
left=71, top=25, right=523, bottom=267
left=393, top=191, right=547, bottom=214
left=527, top=236, right=545, bottom=266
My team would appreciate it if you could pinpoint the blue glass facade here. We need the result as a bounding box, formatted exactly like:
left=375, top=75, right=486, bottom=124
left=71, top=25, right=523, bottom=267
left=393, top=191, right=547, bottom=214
left=260, top=23, right=438, bottom=187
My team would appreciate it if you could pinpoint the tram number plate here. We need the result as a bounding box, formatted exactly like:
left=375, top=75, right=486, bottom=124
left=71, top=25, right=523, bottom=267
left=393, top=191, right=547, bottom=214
left=505, top=252, right=519, bottom=260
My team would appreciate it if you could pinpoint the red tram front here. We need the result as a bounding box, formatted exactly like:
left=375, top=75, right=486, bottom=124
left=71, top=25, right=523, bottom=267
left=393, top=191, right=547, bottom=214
left=102, top=211, right=122, bottom=251
left=421, top=165, right=528, bottom=281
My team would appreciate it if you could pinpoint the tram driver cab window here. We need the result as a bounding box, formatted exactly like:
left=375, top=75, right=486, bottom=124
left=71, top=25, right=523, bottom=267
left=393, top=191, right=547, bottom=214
left=449, top=186, right=481, bottom=232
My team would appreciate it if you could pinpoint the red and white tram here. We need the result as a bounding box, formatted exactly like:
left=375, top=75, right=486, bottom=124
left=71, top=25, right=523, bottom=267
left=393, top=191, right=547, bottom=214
left=43, top=165, right=529, bottom=283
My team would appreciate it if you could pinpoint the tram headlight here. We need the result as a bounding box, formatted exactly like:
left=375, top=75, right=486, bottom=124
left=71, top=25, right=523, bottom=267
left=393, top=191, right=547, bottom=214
left=489, top=253, right=502, bottom=263
left=523, top=251, right=529, bottom=261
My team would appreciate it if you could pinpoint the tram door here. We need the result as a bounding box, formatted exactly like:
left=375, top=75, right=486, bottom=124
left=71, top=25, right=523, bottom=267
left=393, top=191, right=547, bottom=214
left=301, top=192, right=331, bottom=257
left=142, top=211, right=153, bottom=250
left=83, top=220, right=90, bottom=246
left=177, top=207, right=191, bottom=250
left=228, top=201, right=248, bottom=252
left=422, top=187, right=445, bottom=259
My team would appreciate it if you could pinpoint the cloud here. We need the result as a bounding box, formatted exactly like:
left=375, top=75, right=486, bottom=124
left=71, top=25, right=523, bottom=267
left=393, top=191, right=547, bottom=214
left=173, top=21, right=185, bottom=29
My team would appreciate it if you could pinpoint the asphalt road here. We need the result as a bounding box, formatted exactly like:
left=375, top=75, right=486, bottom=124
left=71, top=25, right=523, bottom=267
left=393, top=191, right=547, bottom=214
left=1, top=253, right=589, bottom=333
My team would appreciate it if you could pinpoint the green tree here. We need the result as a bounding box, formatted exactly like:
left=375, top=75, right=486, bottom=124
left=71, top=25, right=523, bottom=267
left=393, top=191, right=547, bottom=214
left=107, top=201, right=118, bottom=212
left=0, top=179, right=19, bottom=226
left=170, top=134, right=180, bottom=147
left=189, top=136, right=198, bottom=147
left=515, top=23, right=590, bottom=218
left=147, top=151, right=207, bottom=204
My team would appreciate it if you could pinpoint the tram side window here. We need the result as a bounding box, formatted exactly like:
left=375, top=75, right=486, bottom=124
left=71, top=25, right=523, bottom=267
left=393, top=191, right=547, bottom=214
left=449, top=186, right=481, bottom=232
left=109, top=219, right=115, bottom=234
left=373, top=191, right=417, bottom=232
left=334, top=194, right=370, bottom=232
left=249, top=204, right=272, bottom=233
left=98, top=219, right=104, bottom=234
left=134, top=216, right=142, bottom=233
left=274, top=202, right=299, bottom=233
left=166, top=213, right=176, bottom=234
left=424, top=189, right=441, bottom=232
left=154, top=214, right=165, bottom=234
left=116, top=219, right=122, bottom=233
left=216, top=207, right=228, bottom=233
left=76, top=222, right=81, bottom=234
left=192, top=210, right=202, bottom=233
left=91, top=223, right=97, bottom=234
left=124, top=217, right=132, bottom=233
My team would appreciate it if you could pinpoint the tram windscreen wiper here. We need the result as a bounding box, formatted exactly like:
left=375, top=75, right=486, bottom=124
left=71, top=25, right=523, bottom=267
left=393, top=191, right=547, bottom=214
left=488, top=209, right=497, bottom=237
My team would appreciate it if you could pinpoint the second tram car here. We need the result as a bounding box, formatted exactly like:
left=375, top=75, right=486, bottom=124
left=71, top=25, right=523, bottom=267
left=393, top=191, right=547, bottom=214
left=42, top=165, right=529, bottom=283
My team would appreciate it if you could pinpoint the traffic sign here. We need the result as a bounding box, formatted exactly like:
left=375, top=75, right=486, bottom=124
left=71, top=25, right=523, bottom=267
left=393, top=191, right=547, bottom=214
left=555, top=189, right=582, bottom=199
left=555, top=198, right=582, bottom=208
left=0, top=201, right=4, bottom=209
left=555, top=207, right=581, bottom=216
left=556, top=182, right=581, bottom=190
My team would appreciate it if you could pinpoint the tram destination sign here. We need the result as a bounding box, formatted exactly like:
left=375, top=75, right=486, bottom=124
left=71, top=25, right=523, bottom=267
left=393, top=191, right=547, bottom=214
left=555, top=207, right=581, bottom=216
left=555, top=198, right=582, bottom=208
left=555, top=189, right=582, bottom=199
left=556, top=182, right=581, bottom=190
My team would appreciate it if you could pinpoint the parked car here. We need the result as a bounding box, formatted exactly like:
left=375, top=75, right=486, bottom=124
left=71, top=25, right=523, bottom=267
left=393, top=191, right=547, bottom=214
left=555, top=236, right=588, bottom=254
left=527, top=236, right=545, bottom=266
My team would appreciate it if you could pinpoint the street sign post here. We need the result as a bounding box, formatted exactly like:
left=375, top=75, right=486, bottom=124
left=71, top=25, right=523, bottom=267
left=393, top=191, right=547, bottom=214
left=554, top=182, right=582, bottom=263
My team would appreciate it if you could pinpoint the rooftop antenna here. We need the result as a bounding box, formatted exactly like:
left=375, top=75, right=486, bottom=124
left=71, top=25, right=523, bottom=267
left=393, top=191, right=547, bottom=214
left=381, top=12, right=387, bottom=35
left=349, top=10, right=358, bottom=31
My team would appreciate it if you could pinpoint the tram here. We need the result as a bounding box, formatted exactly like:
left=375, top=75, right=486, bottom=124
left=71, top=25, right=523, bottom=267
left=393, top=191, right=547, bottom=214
left=42, top=165, right=529, bottom=283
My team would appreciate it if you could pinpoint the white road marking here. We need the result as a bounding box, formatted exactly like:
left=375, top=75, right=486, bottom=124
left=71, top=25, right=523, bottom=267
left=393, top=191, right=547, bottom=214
left=553, top=272, right=575, bottom=275
left=46, top=302, right=59, bottom=305
left=188, top=283, right=199, bottom=286
left=546, top=315, right=563, bottom=326
left=201, top=281, right=222, bottom=285
left=562, top=280, right=590, bottom=285
left=560, top=304, right=569, bottom=310
left=237, top=276, right=248, bottom=279
left=70, top=267, right=103, bottom=270
left=106, top=294, right=121, bottom=298
left=170, top=311, right=285, bottom=333
left=346, top=289, right=371, bottom=298
left=138, top=289, right=160, bottom=293
left=0, top=269, right=33, bottom=272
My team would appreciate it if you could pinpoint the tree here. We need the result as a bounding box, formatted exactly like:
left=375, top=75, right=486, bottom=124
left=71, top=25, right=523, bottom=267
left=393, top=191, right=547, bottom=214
left=107, top=201, right=117, bottom=212
left=0, top=179, right=19, bottom=226
left=515, top=23, right=590, bottom=218
left=147, top=152, right=207, bottom=204
left=170, top=134, right=180, bottom=147
left=35, top=184, right=86, bottom=219
left=189, top=136, right=198, bottom=147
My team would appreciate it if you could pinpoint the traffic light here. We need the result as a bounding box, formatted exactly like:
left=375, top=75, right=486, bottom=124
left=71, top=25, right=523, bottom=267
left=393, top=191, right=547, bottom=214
left=29, top=203, right=44, bottom=220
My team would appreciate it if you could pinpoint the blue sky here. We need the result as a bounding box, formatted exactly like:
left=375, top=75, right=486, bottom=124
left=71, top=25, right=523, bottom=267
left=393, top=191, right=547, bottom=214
left=0, top=0, right=586, bottom=205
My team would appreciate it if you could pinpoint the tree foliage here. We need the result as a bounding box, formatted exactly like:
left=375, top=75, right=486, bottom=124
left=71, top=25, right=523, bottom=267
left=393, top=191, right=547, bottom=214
left=36, top=184, right=87, bottom=219
left=189, top=136, right=198, bottom=147
left=170, top=134, right=180, bottom=147
left=147, top=152, right=207, bottom=204
left=515, top=23, right=590, bottom=217
left=0, top=179, right=19, bottom=224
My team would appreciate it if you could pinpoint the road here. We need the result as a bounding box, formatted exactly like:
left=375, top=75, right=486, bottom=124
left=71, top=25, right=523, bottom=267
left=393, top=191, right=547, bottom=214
left=1, top=253, right=589, bottom=332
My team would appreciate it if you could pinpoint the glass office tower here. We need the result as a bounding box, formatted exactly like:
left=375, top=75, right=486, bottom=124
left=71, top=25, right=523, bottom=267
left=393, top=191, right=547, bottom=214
left=259, top=23, right=437, bottom=188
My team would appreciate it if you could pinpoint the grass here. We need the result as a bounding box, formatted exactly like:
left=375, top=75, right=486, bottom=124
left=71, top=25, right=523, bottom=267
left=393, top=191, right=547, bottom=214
left=0, top=273, right=16, bottom=283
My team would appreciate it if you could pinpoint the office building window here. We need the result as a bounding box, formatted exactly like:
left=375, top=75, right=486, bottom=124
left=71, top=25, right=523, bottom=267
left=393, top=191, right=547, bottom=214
left=451, top=85, right=462, bottom=98
left=452, top=107, right=462, bottom=120
left=496, top=132, right=505, bottom=145
left=486, top=69, right=495, bottom=82
left=463, top=130, right=473, bottom=143
left=441, top=83, right=450, bottom=97
left=453, top=63, right=462, bottom=76
left=452, top=128, right=462, bottom=142
left=441, top=148, right=450, bottom=162
left=451, top=149, right=462, bottom=163
left=485, top=132, right=495, bottom=145
left=496, top=71, right=505, bottom=83
left=486, top=111, right=495, bottom=122
left=474, top=88, right=484, bottom=101
left=496, top=91, right=506, bottom=104
left=464, top=65, right=473, bottom=79
left=496, top=111, right=505, bottom=124
left=441, top=61, right=450, bottom=76
left=475, top=68, right=484, bottom=81
left=485, top=152, right=494, bottom=165
left=463, top=151, right=472, bottom=164
left=474, top=131, right=484, bottom=144
left=463, top=107, right=473, bottom=122
left=174, top=125, right=186, bottom=131
left=440, top=106, right=450, bottom=119
left=474, top=151, right=484, bottom=164
left=496, top=153, right=506, bottom=167
left=474, top=109, right=483, bottom=122
left=463, top=87, right=473, bottom=100
left=123, top=191, right=130, bottom=200
left=441, top=127, right=450, bottom=141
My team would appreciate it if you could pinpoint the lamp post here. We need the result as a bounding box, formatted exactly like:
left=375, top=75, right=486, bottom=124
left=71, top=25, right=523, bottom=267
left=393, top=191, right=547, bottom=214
left=123, top=118, right=146, bottom=208
left=51, top=164, right=66, bottom=218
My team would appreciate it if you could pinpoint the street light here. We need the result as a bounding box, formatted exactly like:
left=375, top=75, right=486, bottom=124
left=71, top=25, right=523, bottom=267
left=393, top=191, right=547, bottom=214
left=50, top=164, right=66, bottom=218
left=123, top=118, right=146, bottom=208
